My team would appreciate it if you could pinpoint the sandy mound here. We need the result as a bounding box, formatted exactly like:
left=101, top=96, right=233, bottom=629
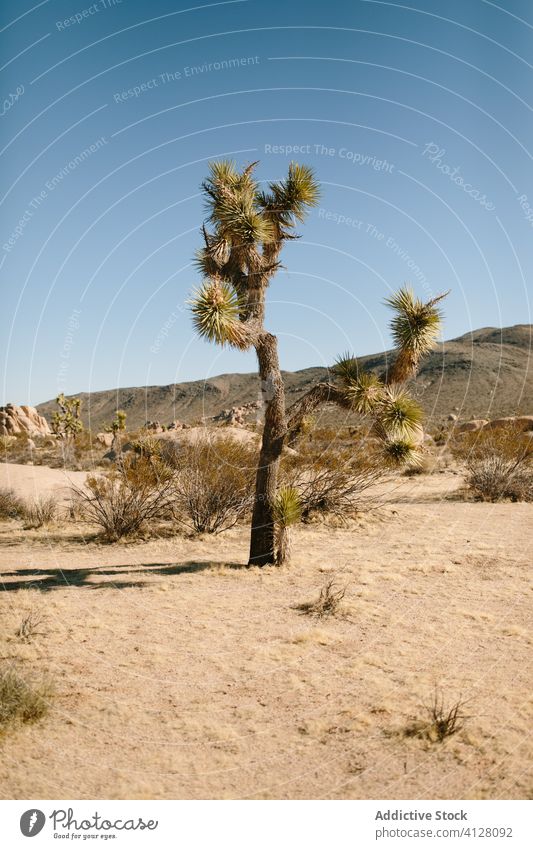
left=0, top=462, right=87, bottom=504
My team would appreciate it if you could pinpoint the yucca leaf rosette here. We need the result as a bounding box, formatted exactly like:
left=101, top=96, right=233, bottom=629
left=385, top=286, right=446, bottom=382
left=378, top=385, right=424, bottom=441
left=189, top=280, right=250, bottom=349
left=273, top=486, right=302, bottom=528
left=382, top=438, right=422, bottom=468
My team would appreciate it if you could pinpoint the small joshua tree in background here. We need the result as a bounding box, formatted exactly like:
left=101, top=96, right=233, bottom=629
left=273, top=486, right=301, bottom=565
left=51, top=393, right=83, bottom=439
left=106, top=409, right=127, bottom=435
left=190, top=159, right=447, bottom=566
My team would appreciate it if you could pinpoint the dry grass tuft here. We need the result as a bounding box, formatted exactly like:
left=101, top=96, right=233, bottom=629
left=405, top=688, right=470, bottom=743
left=294, top=578, right=348, bottom=618
left=16, top=610, right=48, bottom=642
left=0, top=487, right=26, bottom=520
left=23, top=495, right=58, bottom=529
left=0, top=666, right=53, bottom=730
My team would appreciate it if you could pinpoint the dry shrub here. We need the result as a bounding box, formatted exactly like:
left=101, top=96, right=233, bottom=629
left=16, top=610, right=48, bottom=642
left=23, top=495, right=58, bottom=528
left=281, top=441, right=387, bottom=519
left=405, top=688, right=469, bottom=743
left=0, top=487, right=26, bottom=520
left=0, top=432, right=34, bottom=464
left=72, top=453, right=176, bottom=541
left=294, top=578, right=347, bottom=618
left=453, top=425, right=533, bottom=502
left=0, top=666, right=52, bottom=729
left=167, top=437, right=257, bottom=534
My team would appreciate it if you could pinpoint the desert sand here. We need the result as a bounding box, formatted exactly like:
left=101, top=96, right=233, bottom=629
left=0, top=462, right=531, bottom=800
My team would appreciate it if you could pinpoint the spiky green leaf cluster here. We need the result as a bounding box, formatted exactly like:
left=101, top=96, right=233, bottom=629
left=331, top=352, right=360, bottom=384
left=189, top=280, right=250, bottom=349
left=332, top=354, right=384, bottom=414
left=378, top=385, right=424, bottom=440
left=382, top=439, right=422, bottom=468
left=273, top=486, right=302, bottom=528
left=262, top=162, right=321, bottom=224
left=345, top=371, right=385, bottom=415
left=214, top=193, right=276, bottom=245
left=385, top=286, right=444, bottom=366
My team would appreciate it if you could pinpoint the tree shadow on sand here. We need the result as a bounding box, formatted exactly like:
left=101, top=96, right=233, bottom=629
left=0, top=560, right=247, bottom=592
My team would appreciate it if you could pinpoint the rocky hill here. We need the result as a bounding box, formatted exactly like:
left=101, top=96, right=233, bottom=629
left=36, top=325, right=532, bottom=432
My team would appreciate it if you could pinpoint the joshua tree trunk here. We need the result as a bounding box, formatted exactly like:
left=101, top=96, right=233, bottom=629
left=248, top=332, right=287, bottom=566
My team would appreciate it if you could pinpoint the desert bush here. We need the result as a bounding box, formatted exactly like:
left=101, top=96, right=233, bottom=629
left=0, top=666, right=52, bottom=729
left=23, top=495, right=58, bottom=528
left=453, top=425, right=533, bottom=502
left=0, top=432, right=35, bottom=464
left=405, top=688, right=469, bottom=743
left=280, top=441, right=387, bottom=519
left=0, top=487, right=26, bottom=520
left=169, top=437, right=257, bottom=534
left=72, top=453, right=176, bottom=541
left=0, top=435, right=16, bottom=452
left=16, top=610, right=48, bottom=641
left=294, top=578, right=347, bottom=618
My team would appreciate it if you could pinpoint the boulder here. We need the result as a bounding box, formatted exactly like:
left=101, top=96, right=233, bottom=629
left=515, top=416, right=533, bottom=431
left=0, top=404, right=51, bottom=437
left=483, top=416, right=533, bottom=432
left=96, top=432, right=114, bottom=448
left=447, top=414, right=457, bottom=423
left=457, top=419, right=488, bottom=433
left=213, top=401, right=261, bottom=428
left=144, top=421, right=164, bottom=433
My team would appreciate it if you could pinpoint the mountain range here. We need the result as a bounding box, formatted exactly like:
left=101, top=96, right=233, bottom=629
left=36, top=325, right=532, bottom=432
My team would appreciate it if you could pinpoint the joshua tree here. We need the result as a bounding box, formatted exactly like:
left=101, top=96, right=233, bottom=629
left=106, top=409, right=127, bottom=435
left=190, top=160, right=446, bottom=566
left=51, top=393, right=83, bottom=439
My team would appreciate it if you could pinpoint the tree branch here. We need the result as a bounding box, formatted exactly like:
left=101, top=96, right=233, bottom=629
left=285, top=382, right=348, bottom=445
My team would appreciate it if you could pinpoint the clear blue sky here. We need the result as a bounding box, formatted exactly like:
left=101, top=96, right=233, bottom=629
left=1, top=0, right=532, bottom=405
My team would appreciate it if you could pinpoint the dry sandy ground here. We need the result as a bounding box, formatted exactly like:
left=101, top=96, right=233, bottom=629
left=0, top=462, right=531, bottom=800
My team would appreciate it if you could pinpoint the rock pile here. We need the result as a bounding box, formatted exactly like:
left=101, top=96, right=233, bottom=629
left=456, top=415, right=533, bottom=434
left=213, top=401, right=260, bottom=427
left=0, top=404, right=51, bottom=437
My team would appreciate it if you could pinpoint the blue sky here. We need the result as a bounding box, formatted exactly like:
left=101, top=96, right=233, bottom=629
left=1, top=0, right=532, bottom=404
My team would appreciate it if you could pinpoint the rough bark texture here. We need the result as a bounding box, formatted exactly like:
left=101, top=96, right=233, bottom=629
left=275, top=526, right=291, bottom=566
left=248, top=332, right=287, bottom=566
